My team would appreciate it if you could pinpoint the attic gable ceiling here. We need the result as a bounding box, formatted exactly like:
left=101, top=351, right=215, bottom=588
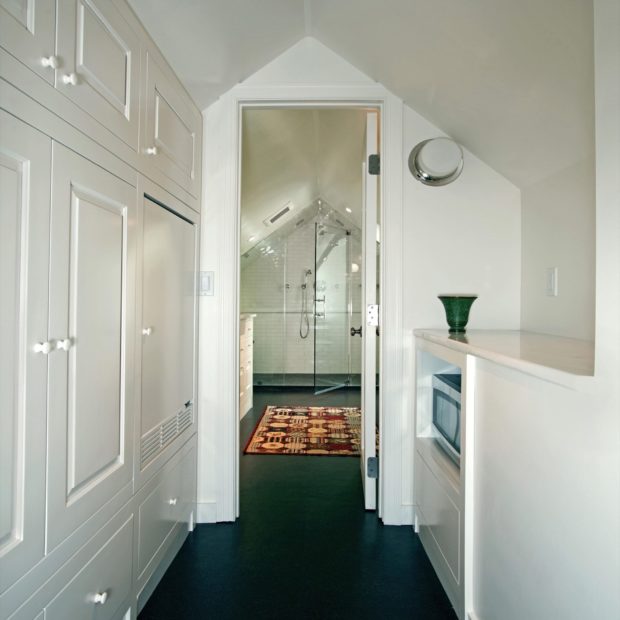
left=240, top=108, right=366, bottom=255
left=128, top=0, right=594, bottom=189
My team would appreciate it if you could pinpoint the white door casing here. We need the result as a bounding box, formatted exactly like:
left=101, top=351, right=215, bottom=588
left=0, top=111, right=51, bottom=593
left=360, top=110, right=379, bottom=510
left=197, top=82, right=405, bottom=525
left=46, top=142, right=136, bottom=552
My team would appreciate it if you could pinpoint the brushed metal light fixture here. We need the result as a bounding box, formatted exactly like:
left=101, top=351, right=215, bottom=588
left=408, top=137, right=464, bottom=186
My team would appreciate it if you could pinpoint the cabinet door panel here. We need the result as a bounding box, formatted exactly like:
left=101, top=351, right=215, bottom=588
left=144, top=52, right=201, bottom=198
left=0, top=111, right=51, bottom=593
left=56, top=0, right=140, bottom=149
left=139, top=198, right=195, bottom=467
left=47, top=143, right=135, bottom=552
left=0, top=0, right=55, bottom=84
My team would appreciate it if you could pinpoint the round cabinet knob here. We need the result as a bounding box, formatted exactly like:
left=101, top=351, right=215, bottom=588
left=62, top=72, right=78, bottom=86
left=142, top=327, right=153, bottom=336
left=93, top=591, right=108, bottom=605
left=33, top=341, right=52, bottom=355
left=145, top=146, right=158, bottom=156
left=56, top=338, right=72, bottom=351
left=40, top=55, right=59, bottom=69
left=168, top=498, right=178, bottom=506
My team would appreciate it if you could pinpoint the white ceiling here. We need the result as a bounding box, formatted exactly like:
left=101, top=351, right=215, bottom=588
left=240, top=108, right=366, bottom=255
left=128, top=0, right=594, bottom=188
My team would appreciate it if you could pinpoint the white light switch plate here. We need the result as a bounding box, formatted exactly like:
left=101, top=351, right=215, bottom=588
left=545, top=267, right=558, bottom=297
left=199, top=271, right=214, bottom=296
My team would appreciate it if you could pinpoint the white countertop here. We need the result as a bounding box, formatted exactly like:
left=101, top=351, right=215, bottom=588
left=414, top=329, right=595, bottom=385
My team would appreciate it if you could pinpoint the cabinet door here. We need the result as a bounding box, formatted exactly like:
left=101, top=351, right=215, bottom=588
left=46, top=143, right=136, bottom=552
left=56, top=0, right=140, bottom=150
left=0, top=111, right=51, bottom=593
left=139, top=198, right=196, bottom=468
left=143, top=51, right=201, bottom=198
left=0, top=0, right=55, bottom=84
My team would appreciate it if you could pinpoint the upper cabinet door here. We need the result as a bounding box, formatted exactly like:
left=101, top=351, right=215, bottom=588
left=0, top=0, right=56, bottom=84
left=143, top=52, right=201, bottom=199
left=46, top=143, right=136, bottom=552
left=0, top=112, right=51, bottom=593
left=56, top=0, right=140, bottom=150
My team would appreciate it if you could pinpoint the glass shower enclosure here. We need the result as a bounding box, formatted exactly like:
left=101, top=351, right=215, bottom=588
left=240, top=204, right=361, bottom=392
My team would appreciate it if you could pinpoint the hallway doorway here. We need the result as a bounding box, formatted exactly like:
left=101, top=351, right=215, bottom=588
left=237, top=106, right=380, bottom=512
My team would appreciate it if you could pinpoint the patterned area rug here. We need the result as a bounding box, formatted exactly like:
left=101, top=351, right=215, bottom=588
left=244, top=405, right=361, bottom=456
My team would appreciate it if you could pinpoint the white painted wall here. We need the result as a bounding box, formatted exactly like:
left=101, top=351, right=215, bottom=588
left=471, top=2, right=620, bottom=616
left=521, top=157, right=596, bottom=341
left=402, top=107, right=522, bottom=333
left=197, top=37, right=522, bottom=523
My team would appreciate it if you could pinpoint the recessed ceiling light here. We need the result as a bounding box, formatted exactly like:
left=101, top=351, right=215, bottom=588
left=248, top=236, right=256, bottom=242
left=345, top=207, right=352, bottom=213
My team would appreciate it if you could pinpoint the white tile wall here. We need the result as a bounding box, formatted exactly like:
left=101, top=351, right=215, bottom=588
left=240, top=216, right=363, bottom=378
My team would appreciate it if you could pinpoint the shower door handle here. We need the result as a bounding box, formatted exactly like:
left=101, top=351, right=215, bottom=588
left=350, top=326, right=362, bottom=337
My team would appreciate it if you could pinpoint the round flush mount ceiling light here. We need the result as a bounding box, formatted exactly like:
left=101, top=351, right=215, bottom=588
left=408, top=137, right=464, bottom=186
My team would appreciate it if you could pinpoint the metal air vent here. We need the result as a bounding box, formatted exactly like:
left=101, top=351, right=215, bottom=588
left=263, top=202, right=294, bottom=227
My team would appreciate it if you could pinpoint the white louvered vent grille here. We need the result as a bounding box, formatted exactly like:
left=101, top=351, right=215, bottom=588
left=141, top=405, right=194, bottom=468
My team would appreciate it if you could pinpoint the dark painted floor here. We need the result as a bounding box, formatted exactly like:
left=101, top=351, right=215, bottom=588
left=139, top=388, right=456, bottom=620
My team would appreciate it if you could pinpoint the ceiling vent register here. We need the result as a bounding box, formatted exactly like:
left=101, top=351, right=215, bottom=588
left=263, top=202, right=294, bottom=227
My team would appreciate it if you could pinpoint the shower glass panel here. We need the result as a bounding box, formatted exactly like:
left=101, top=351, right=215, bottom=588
left=314, top=222, right=350, bottom=394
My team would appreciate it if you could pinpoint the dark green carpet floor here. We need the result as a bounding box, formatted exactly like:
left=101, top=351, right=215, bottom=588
left=139, top=388, right=457, bottom=619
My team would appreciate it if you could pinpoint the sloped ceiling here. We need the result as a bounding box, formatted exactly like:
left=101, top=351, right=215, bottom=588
left=240, top=108, right=366, bottom=255
left=128, top=0, right=594, bottom=188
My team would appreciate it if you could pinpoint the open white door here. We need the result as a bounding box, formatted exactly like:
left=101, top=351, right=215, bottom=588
left=360, top=111, right=379, bottom=510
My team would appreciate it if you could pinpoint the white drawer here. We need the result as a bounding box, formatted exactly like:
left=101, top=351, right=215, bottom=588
left=45, top=516, right=133, bottom=620
left=137, top=444, right=195, bottom=579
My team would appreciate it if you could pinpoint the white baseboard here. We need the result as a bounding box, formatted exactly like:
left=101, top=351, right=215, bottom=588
left=401, top=503, right=415, bottom=525
left=196, top=501, right=218, bottom=523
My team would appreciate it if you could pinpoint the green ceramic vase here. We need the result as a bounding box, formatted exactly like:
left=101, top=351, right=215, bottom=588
left=438, top=295, right=478, bottom=333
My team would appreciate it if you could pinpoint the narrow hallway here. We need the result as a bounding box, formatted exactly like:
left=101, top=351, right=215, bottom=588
left=140, top=389, right=456, bottom=619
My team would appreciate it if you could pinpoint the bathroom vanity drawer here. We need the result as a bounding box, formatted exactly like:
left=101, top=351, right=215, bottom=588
left=45, top=516, right=133, bottom=620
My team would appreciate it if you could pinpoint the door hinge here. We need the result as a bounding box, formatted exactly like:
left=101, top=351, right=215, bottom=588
left=366, top=304, right=379, bottom=327
left=368, top=154, right=380, bottom=175
left=367, top=456, right=379, bottom=479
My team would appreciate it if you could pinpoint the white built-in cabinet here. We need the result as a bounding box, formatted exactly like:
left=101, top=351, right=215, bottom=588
left=0, top=110, right=51, bottom=594
left=0, top=0, right=202, bottom=617
left=55, top=0, right=141, bottom=150
left=0, top=0, right=56, bottom=84
left=46, top=144, right=136, bottom=552
left=239, top=315, right=255, bottom=419
left=143, top=52, right=201, bottom=198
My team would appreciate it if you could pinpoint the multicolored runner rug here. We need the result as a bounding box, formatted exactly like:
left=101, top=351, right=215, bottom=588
left=244, top=405, right=361, bottom=456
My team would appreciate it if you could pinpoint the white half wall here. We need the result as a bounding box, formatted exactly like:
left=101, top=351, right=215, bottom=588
left=470, top=1, right=620, bottom=616
left=197, top=37, right=522, bottom=524
left=521, top=157, right=596, bottom=341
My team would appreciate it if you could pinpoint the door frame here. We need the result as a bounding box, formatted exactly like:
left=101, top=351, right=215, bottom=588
left=201, top=83, right=407, bottom=525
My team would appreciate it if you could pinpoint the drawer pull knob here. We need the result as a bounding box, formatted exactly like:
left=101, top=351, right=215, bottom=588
left=146, top=146, right=158, bottom=156
left=33, top=341, right=52, bottom=354
left=93, top=591, right=108, bottom=605
left=62, top=72, right=78, bottom=86
left=168, top=498, right=178, bottom=506
left=56, top=338, right=72, bottom=351
left=41, top=55, right=59, bottom=69
left=142, top=326, right=153, bottom=336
